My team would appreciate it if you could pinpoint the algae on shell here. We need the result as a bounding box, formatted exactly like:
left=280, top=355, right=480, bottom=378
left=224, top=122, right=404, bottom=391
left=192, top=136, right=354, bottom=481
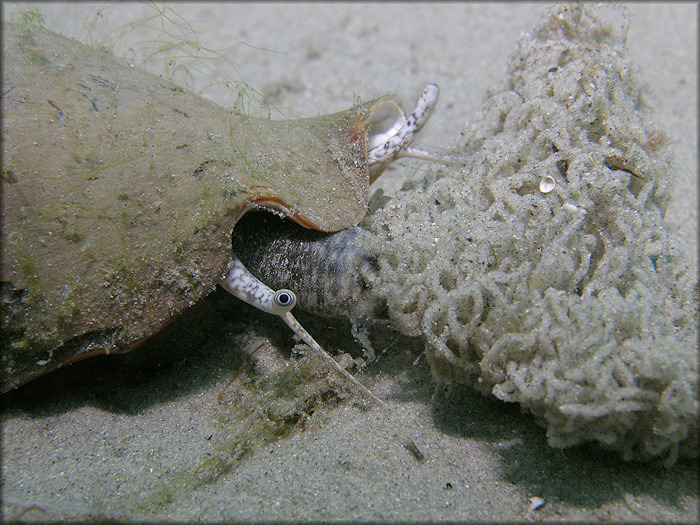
left=0, top=21, right=397, bottom=391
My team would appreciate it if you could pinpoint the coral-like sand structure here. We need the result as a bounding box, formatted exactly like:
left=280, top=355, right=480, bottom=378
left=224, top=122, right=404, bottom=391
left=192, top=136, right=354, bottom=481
left=360, top=3, right=697, bottom=464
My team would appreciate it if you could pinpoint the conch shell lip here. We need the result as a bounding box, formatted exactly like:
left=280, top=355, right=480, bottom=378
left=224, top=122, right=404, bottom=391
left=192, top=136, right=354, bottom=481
left=242, top=192, right=319, bottom=231
left=365, top=97, right=407, bottom=183
left=366, top=97, right=406, bottom=151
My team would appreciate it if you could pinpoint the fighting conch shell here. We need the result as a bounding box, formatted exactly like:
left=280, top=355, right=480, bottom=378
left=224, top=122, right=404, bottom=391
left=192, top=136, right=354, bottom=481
left=1, top=22, right=458, bottom=397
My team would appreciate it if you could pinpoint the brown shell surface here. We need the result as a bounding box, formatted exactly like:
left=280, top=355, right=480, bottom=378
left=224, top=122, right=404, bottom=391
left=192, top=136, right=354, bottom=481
left=1, top=23, right=388, bottom=391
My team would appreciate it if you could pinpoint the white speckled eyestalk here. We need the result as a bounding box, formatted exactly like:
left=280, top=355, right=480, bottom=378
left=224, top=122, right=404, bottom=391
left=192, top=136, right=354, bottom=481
left=368, top=83, right=440, bottom=171
left=221, top=255, right=386, bottom=407
left=222, top=258, right=296, bottom=315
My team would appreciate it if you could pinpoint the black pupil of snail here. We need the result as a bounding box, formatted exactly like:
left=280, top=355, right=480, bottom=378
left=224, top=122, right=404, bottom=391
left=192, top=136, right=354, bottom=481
left=275, top=291, right=293, bottom=307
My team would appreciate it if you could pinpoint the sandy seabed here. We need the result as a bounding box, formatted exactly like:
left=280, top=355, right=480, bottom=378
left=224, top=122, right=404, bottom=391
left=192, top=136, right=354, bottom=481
left=2, top=2, right=697, bottom=522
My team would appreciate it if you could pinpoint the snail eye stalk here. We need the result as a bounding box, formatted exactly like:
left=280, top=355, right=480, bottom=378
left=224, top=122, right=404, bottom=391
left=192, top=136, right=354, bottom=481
left=221, top=257, right=386, bottom=407
left=367, top=83, right=470, bottom=179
